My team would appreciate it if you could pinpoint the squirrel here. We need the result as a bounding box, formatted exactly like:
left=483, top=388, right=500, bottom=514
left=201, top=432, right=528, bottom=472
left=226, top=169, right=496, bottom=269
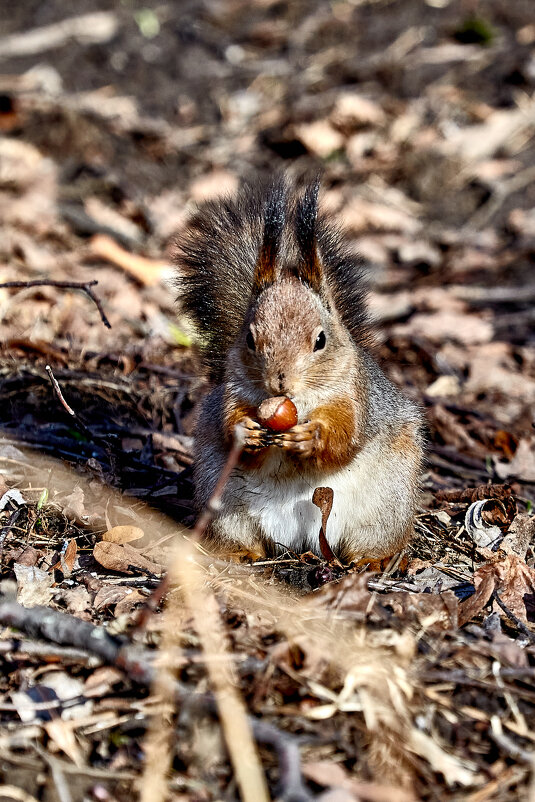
left=173, top=177, right=424, bottom=563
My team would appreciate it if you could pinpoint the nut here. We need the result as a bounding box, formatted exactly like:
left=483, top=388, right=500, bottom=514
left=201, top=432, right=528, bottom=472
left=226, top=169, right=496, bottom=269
left=257, top=396, right=298, bottom=432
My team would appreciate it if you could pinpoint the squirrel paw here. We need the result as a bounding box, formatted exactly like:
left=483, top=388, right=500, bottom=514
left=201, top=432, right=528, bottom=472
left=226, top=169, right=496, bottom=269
left=273, top=421, right=321, bottom=457
left=237, top=416, right=270, bottom=451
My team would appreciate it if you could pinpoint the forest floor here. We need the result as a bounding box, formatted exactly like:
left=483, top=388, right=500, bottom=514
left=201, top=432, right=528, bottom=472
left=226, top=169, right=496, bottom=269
left=1, top=1, right=535, bottom=800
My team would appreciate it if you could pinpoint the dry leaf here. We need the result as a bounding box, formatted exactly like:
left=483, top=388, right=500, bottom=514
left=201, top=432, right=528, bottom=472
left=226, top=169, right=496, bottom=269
left=94, top=585, right=144, bottom=614
left=14, top=563, right=53, bottom=608
left=494, top=437, right=535, bottom=482
left=464, top=500, right=503, bottom=549
left=296, top=120, right=344, bottom=158
left=60, top=538, right=77, bottom=576
left=102, top=525, right=144, bottom=544
left=331, top=93, right=385, bottom=130
left=93, top=541, right=163, bottom=575
left=312, top=487, right=336, bottom=561
left=342, top=197, right=420, bottom=235
left=500, top=514, right=535, bottom=559
left=90, top=233, right=170, bottom=286
left=395, top=310, right=493, bottom=346
left=63, top=485, right=86, bottom=520
left=458, top=570, right=496, bottom=627
left=304, top=760, right=416, bottom=802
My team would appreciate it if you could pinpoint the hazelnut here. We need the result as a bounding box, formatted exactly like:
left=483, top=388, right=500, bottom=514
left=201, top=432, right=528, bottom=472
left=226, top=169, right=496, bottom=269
left=257, top=396, right=298, bottom=431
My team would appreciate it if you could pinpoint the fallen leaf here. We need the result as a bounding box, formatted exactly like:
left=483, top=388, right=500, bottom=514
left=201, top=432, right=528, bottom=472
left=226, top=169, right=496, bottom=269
left=189, top=169, right=239, bottom=202
left=93, top=541, right=163, bottom=575
left=55, top=585, right=92, bottom=617
left=60, top=538, right=77, bottom=575
left=94, top=585, right=145, bottom=615
left=0, top=488, right=26, bottom=510
left=458, top=570, right=496, bottom=627
left=296, top=120, right=344, bottom=158
left=63, top=485, right=86, bottom=520
left=464, top=500, right=503, bottom=549
left=500, top=514, right=535, bottom=559
left=14, top=563, right=53, bottom=608
left=395, top=310, right=493, bottom=346
left=102, top=525, right=144, bottom=544
left=90, top=233, right=171, bottom=286
left=331, top=93, right=385, bottom=131
left=304, top=760, right=416, bottom=802
left=342, top=197, right=420, bottom=235
left=494, top=437, right=535, bottom=482
left=312, top=487, right=337, bottom=562
left=461, top=553, right=535, bottom=626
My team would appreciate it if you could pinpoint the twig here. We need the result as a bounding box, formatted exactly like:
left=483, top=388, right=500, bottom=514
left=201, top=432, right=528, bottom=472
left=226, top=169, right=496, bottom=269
left=0, top=280, right=111, bottom=328
left=133, top=424, right=246, bottom=630
left=43, top=365, right=121, bottom=477
left=0, top=507, right=23, bottom=564
left=492, top=592, right=535, bottom=644
left=251, top=718, right=314, bottom=802
left=0, top=597, right=312, bottom=801
left=45, top=365, right=77, bottom=417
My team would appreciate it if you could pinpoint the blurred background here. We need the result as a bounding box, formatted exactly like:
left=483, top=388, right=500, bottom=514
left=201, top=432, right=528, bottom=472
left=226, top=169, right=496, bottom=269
left=1, top=0, right=534, bottom=506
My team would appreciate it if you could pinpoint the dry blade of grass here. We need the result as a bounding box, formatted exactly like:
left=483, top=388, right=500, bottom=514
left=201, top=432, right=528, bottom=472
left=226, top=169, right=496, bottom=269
left=143, top=538, right=270, bottom=802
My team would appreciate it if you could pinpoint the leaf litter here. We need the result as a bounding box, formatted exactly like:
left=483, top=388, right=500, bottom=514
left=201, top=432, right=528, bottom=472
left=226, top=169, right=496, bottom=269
left=1, top=0, right=535, bottom=800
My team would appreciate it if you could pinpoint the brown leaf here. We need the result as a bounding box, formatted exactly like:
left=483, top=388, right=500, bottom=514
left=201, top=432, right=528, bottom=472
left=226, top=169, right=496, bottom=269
left=458, top=570, right=496, bottom=627
left=90, top=233, right=169, bottom=286
left=60, top=538, right=77, bottom=575
left=380, top=590, right=459, bottom=631
left=303, top=760, right=416, bottom=802
left=500, top=513, right=535, bottom=559
left=435, top=483, right=513, bottom=505
left=494, top=437, right=535, bottom=482
left=14, top=563, right=54, bottom=608
left=312, top=487, right=336, bottom=561
left=93, top=541, right=163, bottom=575
left=492, top=554, right=535, bottom=624
left=307, top=573, right=370, bottom=616
left=461, top=553, right=535, bottom=626
left=101, top=525, right=144, bottom=544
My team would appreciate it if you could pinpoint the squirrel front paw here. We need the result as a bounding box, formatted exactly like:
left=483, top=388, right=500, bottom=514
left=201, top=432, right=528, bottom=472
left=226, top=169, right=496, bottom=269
left=236, top=416, right=270, bottom=451
left=272, top=421, right=322, bottom=457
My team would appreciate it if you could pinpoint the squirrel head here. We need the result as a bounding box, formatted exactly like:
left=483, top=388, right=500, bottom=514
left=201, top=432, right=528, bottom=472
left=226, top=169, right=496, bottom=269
left=174, top=176, right=368, bottom=386
left=235, top=275, right=357, bottom=402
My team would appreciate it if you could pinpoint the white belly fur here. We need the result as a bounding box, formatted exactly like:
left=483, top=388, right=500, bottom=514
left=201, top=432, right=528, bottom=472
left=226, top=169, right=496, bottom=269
left=223, top=435, right=409, bottom=554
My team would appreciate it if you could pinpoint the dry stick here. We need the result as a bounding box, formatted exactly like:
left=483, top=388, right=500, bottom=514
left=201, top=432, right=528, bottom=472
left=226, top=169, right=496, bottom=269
left=492, top=592, right=535, bottom=644
left=141, top=423, right=270, bottom=802
left=0, top=280, right=111, bottom=328
left=133, top=426, right=246, bottom=631
left=0, top=591, right=314, bottom=800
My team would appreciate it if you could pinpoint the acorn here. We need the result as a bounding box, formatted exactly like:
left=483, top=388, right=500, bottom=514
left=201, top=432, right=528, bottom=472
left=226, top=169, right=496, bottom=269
left=257, top=396, right=298, bottom=432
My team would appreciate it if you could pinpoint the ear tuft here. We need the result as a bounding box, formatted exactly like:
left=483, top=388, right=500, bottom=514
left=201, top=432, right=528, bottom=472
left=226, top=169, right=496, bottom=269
left=252, top=179, right=287, bottom=293
left=295, top=178, right=323, bottom=293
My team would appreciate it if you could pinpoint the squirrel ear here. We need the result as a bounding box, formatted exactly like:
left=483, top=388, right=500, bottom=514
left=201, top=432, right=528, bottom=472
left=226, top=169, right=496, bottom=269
left=295, top=179, right=323, bottom=294
left=252, top=180, right=287, bottom=294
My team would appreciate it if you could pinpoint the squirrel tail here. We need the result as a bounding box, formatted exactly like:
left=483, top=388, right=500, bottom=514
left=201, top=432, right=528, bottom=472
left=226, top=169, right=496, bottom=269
left=173, top=177, right=368, bottom=381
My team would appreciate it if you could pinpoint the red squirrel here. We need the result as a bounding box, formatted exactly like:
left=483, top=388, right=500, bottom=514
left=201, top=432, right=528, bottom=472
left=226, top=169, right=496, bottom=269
left=173, top=178, right=423, bottom=562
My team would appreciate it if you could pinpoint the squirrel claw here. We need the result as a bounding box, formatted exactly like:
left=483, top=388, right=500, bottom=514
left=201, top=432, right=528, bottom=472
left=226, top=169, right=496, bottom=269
left=239, top=416, right=270, bottom=451
left=274, top=421, right=321, bottom=456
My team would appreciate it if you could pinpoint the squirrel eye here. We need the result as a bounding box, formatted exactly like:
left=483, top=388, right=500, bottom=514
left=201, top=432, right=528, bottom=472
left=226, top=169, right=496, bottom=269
left=314, top=331, right=326, bottom=351
left=246, top=330, right=256, bottom=351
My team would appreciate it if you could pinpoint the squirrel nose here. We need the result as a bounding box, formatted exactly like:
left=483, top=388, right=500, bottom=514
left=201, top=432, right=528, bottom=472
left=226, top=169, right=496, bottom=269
left=266, top=371, right=287, bottom=396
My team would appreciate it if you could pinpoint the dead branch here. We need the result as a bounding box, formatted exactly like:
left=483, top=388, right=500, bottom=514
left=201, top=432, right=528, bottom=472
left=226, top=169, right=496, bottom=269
left=0, top=596, right=315, bottom=801
left=133, top=423, right=246, bottom=630
left=492, top=592, right=535, bottom=644
left=0, top=280, right=111, bottom=328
